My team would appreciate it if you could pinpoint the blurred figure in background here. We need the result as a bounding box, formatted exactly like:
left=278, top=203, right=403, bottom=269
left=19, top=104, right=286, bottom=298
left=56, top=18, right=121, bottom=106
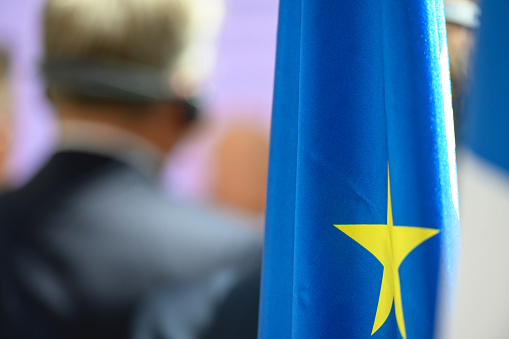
left=0, top=49, right=11, bottom=188
left=132, top=123, right=269, bottom=338
left=213, top=123, right=269, bottom=221
left=0, top=0, right=261, bottom=338
left=451, top=0, right=509, bottom=336
left=444, top=0, right=480, bottom=139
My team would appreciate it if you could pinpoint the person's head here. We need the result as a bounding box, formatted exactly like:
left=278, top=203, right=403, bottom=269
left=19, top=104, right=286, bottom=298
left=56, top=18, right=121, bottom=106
left=43, top=0, right=198, bottom=154
left=213, top=124, right=269, bottom=216
left=444, top=0, right=479, bottom=134
left=0, top=49, right=11, bottom=186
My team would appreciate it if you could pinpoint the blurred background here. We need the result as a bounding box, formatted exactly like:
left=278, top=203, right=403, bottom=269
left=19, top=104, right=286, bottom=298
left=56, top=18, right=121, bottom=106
left=3, top=0, right=507, bottom=338
left=0, top=0, right=483, bottom=219
left=0, top=1, right=277, bottom=337
left=0, top=0, right=276, bottom=217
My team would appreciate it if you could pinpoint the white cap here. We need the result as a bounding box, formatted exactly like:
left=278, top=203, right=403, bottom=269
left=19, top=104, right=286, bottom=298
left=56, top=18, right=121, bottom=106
left=444, top=0, right=480, bottom=29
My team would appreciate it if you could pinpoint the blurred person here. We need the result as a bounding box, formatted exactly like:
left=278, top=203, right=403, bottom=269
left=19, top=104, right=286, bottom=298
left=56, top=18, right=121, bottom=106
left=451, top=0, right=509, bottom=336
left=0, top=49, right=11, bottom=188
left=444, top=0, right=480, bottom=139
left=0, top=1, right=261, bottom=338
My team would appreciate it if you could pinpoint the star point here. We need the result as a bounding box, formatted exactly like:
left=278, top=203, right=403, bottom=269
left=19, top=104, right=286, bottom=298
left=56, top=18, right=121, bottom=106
left=334, top=173, right=439, bottom=338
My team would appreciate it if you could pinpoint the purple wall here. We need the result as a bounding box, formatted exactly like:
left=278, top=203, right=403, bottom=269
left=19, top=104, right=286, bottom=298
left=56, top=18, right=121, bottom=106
left=0, top=0, right=55, bottom=185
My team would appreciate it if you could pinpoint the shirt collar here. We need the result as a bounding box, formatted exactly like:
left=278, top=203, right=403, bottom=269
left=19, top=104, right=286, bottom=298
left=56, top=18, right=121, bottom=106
left=58, top=120, right=165, bottom=180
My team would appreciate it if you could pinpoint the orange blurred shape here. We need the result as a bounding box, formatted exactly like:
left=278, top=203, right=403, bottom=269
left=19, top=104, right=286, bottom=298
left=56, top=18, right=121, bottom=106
left=213, top=124, right=269, bottom=215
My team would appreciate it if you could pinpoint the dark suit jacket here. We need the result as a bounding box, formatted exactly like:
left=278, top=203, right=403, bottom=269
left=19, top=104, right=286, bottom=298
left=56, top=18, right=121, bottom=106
left=0, top=152, right=261, bottom=339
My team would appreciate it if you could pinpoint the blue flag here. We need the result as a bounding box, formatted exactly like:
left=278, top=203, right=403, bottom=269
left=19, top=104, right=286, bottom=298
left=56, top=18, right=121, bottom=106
left=464, top=0, right=509, bottom=168
left=258, top=0, right=460, bottom=338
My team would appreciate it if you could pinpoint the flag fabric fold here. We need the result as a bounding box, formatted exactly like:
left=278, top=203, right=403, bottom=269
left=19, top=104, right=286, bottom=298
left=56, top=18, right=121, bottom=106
left=258, top=0, right=460, bottom=338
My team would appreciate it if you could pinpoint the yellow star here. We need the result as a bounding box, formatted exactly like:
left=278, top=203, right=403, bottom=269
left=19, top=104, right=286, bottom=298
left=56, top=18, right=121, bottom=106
left=334, top=172, right=439, bottom=339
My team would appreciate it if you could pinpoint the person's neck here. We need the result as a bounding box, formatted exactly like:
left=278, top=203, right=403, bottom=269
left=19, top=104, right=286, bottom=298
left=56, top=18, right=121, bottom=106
left=58, top=118, right=166, bottom=179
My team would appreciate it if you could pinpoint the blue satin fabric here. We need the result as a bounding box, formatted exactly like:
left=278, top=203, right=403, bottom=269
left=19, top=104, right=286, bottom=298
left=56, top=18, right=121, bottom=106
left=259, top=0, right=460, bottom=338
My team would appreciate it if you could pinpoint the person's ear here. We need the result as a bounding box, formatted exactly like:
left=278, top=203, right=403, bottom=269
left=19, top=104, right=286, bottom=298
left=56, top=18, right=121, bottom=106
left=164, top=101, right=196, bottom=136
left=152, top=101, right=195, bottom=153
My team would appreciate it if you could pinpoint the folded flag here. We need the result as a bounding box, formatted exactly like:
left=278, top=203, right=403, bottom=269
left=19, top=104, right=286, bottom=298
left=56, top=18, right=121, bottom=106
left=258, top=0, right=460, bottom=338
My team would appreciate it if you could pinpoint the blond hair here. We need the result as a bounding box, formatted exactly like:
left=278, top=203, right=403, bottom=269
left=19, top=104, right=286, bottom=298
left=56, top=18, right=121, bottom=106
left=44, top=0, right=189, bottom=70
